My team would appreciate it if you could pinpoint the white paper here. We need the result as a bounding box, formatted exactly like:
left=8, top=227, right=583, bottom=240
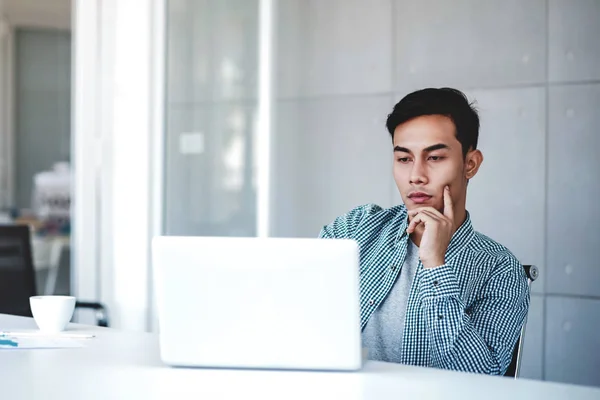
left=0, top=337, right=84, bottom=349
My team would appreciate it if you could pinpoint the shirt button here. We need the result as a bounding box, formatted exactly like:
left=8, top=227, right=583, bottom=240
left=433, top=280, right=439, bottom=286
left=438, top=315, right=444, bottom=320
left=390, top=265, right=396, bottom=272
left=369, top=299, right=375, bottom=306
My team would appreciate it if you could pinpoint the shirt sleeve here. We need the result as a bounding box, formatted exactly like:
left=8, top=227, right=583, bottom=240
left=416, top=256, right=530, bottom=375
left=318, top=204, right=383, bottom=239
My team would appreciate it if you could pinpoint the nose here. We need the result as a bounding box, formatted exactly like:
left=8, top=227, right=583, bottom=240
left=409, top=159, right=428, bottom=185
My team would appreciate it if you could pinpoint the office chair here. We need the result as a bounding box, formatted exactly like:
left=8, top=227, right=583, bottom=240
left=0, top=224, right=110, bottom=327
left=504, top=264, right=539, bottom=378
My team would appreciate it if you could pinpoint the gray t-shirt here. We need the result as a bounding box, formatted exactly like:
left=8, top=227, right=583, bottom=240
left=361, top=240, right=419, bottom=363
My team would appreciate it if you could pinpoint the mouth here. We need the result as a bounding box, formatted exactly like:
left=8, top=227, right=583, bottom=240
left=407, top=191, right=433, bottom=204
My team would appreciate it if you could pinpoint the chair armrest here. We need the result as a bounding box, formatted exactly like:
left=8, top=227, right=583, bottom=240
left=523, top=265, right=539, bottom=282
left=75, top=301, right=109, bottom=327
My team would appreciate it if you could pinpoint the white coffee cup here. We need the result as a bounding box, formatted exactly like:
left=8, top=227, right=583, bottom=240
left=29, top=296, right=76, bottom=333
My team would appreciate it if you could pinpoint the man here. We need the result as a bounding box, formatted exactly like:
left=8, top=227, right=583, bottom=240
left=319, top=88, right=530, bottom=375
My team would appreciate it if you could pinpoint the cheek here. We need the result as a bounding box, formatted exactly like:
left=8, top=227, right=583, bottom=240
left=445, top=167, right=468, bottom=196
left=433, top=168, right=459, bottom=187
left=438, top=162, right=464, bottom=183
left=393, top=165, right=407, bottom=186
left=429, top=165, right=464, bottom=199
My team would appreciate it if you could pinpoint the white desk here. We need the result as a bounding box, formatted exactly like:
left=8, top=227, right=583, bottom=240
left=1, top=314, right=598, bottom=400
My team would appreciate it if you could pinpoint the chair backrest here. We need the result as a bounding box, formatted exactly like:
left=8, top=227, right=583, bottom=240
left=504, top=264, right=538, bottom=378
left=0, top=225, right=111, bottom=327
left=0, top=224, right=37, bottom=317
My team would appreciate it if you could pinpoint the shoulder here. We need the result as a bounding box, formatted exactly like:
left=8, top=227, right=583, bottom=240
left=319, top=203, right=406, bottom=239
left=468, top=231, right=526, bottom=278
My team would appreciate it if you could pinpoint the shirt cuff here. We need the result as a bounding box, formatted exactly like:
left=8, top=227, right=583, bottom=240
left=419, top=263, right=461, bottom=299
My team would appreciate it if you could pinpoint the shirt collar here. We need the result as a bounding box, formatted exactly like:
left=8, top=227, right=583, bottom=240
left=445, top=211, right=475, bottom=262
left=394, top=207, right=410, bottom=245
left=394, top=205, right=475, bottom=262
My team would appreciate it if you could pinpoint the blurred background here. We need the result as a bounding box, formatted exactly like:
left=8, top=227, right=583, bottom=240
left=0, top=0, right=599, bottom=389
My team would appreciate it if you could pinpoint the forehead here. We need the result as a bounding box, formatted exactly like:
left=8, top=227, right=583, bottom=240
left=392, top=115, right=459, bottom=149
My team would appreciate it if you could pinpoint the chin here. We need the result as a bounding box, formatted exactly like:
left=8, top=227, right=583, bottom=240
left=404, top=198, right=443, bottom=212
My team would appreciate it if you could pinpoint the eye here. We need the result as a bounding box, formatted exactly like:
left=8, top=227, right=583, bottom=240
left=396, top=157, right=411, bottom=163
left=428, top=156, right=444, bottom=161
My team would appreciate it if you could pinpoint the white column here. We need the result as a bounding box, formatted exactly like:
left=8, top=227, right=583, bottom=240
left=256, top=0, right=277, bottom=238
left=97, top=0, right=116, bottom=327
left=148, top=0, right=166, bottom=333
left=72, top=0, right=100, bottom=309
left=73, top=0, right=163, bottom=331
left=108, top=0, right=156, bottom=331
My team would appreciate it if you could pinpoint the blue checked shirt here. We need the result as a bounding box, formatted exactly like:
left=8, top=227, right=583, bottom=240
left=319, top=203, right=530, bottom=375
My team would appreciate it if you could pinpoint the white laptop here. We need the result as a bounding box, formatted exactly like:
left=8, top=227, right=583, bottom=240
left=151, top=236, right=362, bottom=371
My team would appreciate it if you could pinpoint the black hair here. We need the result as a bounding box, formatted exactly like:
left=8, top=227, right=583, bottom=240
left=385, top=87, right=479, bottom=158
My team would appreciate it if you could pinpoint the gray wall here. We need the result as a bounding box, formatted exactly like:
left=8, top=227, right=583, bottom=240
left=15, top=28, right=71, bottom=210
left=165, top=0, right=600, bottom=387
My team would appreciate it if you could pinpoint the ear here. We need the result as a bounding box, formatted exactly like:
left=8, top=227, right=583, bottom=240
left=464, top=149, right=483, bottom=180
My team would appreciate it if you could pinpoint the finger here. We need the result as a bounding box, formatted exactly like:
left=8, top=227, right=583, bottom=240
left=414, top=210, right=437, bottom=225
left=409, top=207, right=443, bottom=222
left=417, top=209, right=441, bottom=222
left=406, top=215, right=420, bottom=233
left=408, top=206, right=440, bottom=217
left=407, top=211, right=437, bottom=233
left=406, top=214, right=424, bottom=233
left=443, top=186, right=454, bottom=220
left=419, top=209, right=455, bottom=236
left=408, top=208, right=420, bottom=217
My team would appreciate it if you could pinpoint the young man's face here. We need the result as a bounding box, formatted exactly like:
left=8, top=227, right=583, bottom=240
left=392, top=114, right=481, bottom=214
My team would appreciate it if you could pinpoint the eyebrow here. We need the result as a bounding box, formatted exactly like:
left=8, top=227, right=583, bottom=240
left=393, top=143, right=450, bottom=153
